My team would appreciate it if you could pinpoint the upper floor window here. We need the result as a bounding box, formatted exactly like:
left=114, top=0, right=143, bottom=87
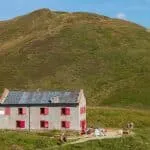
left=5, top=107, right=10, bottom=115
left=80, top=106, right=86, bottom=114
left=61, top=107, right=70, bottom=115
left=18, top=108, right=26, bottom=115
left=40, top=107, right=49, bottom=115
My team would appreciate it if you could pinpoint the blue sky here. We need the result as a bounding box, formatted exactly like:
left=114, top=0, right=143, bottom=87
left=0, top=0, right=150, bottom=27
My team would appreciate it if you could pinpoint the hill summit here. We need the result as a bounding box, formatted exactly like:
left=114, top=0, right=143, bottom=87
left=0, top=9, right=150, bottom=108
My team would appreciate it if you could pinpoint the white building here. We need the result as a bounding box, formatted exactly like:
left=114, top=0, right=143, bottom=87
left=0, top=89, right=86, bottom=131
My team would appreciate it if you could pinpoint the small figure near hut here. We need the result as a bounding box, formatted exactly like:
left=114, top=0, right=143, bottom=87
left=59, top=133, right=67, bottom=144
left=127, top=122, right=134, bottom=129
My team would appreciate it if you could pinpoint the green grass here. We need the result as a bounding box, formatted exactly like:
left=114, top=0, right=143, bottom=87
left=0, top=131, right=58, bottom=150
left=87, top=107, right=150, bottom=128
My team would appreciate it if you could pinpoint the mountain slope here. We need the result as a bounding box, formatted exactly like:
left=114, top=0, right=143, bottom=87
left=0, top=9, right=150, bottom=108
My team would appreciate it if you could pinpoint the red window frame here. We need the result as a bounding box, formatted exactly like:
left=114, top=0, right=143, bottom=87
left=80, top=120, right=86, bottom=128
left=18, top=107, right=26, bottom=115
left=40, top=107, right=49, bottom=115
left=80, top=106, right=86, bottom=114
left=61, top=121, right=70, bottom=128
left=40, top=121, right=49, bottom=128
left=16, top=120, right=25, bottom=128
left=5, top=107, right=10, bottom=115
left=61, top=107, right=70, bottom=115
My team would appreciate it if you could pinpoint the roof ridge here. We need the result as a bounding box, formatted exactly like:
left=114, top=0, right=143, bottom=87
left=1, top=89, right=81, bottom=105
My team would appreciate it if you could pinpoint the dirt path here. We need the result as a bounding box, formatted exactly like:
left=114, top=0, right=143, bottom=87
left=67, top=134, right=122, bottom=145
left=47, top=135, right=122, bottom=150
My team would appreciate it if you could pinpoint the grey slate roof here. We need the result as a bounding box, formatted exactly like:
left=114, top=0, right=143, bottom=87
left=3, top=91, right=79, bottom=105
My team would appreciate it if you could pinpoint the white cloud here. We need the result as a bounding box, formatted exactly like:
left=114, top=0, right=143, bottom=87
left=116, top=13, right=127, bottom=20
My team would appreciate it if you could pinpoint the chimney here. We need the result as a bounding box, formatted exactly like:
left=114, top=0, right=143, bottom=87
left=0, top=88, right=9, bottom=104
left=80, top=89, right=84, bottom=94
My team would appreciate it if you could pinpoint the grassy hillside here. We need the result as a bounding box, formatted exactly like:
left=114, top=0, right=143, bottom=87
left=0, top=9, right=150, bottom=108
left=147, top=28, right=150, bottom=32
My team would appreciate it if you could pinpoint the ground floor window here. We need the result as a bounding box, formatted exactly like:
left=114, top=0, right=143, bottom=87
left=16, top=120, right=25, bottom=128
left=80, top=120, right=86, bottom=130
left=40, top=120, right=49, bottom=128
left=61, top=121, right=70, bottom=128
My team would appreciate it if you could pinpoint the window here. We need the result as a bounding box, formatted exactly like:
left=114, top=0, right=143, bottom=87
left=40, top=108, right=49, bottom=115
left=80, top=120, right=86, bottom=133
left=16, top=120, right=25, bottom=128
left=40, top=121, right=49, bottom=128
left=80, top=106, right=86, bottom=114
left=61, top=108, right=70, bottom=115
left=80, top=120, right=86, bottom=128
left=5, top=107, right=10, bottom=115
left=61, top=121, right=70, bottom=128
left=18, top=108, right=26, bottom=115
